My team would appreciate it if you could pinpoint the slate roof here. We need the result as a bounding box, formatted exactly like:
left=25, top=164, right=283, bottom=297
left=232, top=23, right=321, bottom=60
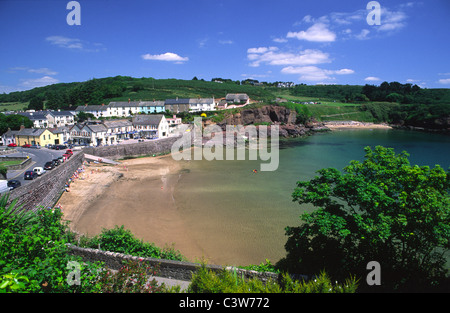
left=16, top=128, right=47, bottom=137
left=132, top=115, right=164, bottom=126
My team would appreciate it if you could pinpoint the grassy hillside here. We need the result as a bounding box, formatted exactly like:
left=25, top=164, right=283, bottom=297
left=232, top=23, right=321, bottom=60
left=0, top=76, right=448, bottom=128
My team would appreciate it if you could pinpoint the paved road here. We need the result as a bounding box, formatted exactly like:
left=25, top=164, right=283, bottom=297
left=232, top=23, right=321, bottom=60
left=3, top=147, right=68, bottom=186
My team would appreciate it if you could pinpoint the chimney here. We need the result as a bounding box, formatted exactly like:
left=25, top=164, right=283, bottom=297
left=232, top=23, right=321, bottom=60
left=173, top=115, right=176, bottom=119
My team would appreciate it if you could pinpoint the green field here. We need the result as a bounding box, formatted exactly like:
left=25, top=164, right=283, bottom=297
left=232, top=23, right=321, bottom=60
left=0, top=102, right=29, bottom=112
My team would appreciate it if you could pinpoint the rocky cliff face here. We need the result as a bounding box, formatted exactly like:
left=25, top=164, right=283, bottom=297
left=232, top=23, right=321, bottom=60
left=216, top=105, right=328, bottom=137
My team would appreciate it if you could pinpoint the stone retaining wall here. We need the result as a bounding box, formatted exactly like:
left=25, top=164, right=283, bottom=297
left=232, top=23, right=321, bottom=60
left=8, top=152, right=85, bottom=212
left=68, top=245, right=280, bottom=283
left=82, top=136, right=182, bottom=160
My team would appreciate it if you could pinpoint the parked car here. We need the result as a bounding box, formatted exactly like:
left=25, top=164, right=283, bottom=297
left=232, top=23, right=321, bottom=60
left=55, top=144, right=67, bottom=150
left=33, top=167, right=46, bottom=176
left=31, top=144, right=41, bottom=149
left=63, top=153, right=71, bottom=160
left=22, top=144, right=31, bottom=148
left=66, top=149, right=73, bottom=155
left=57, top=156, right=65, bottom=163
left=52, top=159, right=60, bottom=166
left=0, top=180, right=11, bottom=194
left=24, top=171, right=38, bottom=180
left=7, top=143, right=17, bottom=147
left=44, top=161, right=55, bottom=170
left=7, top=179, right=21, bottom=190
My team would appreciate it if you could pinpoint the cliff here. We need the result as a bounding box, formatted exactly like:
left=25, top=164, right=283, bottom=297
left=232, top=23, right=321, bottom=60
left=216, top=105, right=328, bottom=137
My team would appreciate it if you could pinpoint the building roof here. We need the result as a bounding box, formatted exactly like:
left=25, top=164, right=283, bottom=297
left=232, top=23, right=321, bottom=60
left=102, top=119, right=133, bottom=128
left=225, top=93, right=249, bottom=101
left=75, top=105, right=108, bottom=111
left=16, top=128, right=47, bottom=137
left=45, top=110, right=75, bottom=117
left=109, top=101, right=165, bottom=108
left=189, top=98, right=215, bottom=104
left=132, top=115, right=164, bottom=126
left=15, top=112, right=48, bottom=121
left=165, top=98, right=190, bottom=105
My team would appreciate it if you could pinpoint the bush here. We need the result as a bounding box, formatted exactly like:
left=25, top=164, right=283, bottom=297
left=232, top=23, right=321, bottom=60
left=0, top=195, right=105, bottom=293
left=187, top=264, right=358, bottom=293
left=77, top=225, right=185, bottom=261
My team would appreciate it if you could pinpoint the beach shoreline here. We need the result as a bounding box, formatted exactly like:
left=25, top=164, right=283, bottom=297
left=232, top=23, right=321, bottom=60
left=324, top=121, right=392, bottom=130
left=57, top=155, right=208, bottom=263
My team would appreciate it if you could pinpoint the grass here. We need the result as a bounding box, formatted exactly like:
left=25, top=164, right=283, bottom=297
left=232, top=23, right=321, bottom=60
left=0, top=159, right=24, bottom=167
left=0, top=102, right=29, bottom=112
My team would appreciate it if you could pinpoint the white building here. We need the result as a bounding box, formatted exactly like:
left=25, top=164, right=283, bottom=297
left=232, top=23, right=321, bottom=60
left=131, top=115, right=169, bottom=139
left=45, top=110, right=76, bottom=127
left=188, top=98, right=217, bottom=112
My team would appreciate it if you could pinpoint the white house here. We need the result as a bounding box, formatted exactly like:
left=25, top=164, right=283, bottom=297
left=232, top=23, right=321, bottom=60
left=188, top=98, right=217, bottom=112
left=70, top=122, right=110, bottom=146
left=75, top=105, right=110, bottom=119
left=45, top=110, right=76, bottom=127
left=131, top=115, right=169, bottom=139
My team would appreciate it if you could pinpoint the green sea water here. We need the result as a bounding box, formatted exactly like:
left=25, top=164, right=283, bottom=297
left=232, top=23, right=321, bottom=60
left=173, top=129, right=450, bottom=266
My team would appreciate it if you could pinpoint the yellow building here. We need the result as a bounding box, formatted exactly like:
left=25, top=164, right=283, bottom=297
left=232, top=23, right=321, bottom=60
left=15, top=128, right=59, bottom=147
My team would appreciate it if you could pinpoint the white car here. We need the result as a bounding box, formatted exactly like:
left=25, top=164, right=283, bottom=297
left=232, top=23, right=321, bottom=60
left=33, top=167, right=46, bottom=176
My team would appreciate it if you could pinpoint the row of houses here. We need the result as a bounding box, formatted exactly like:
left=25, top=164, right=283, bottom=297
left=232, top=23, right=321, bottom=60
left=2, top=114, right=180, bottom=147
left=75, top=94, right=250, bottom=118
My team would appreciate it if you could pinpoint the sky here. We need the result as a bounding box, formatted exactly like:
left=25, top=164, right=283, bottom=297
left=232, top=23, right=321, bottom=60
left=0, top=0, right=449, bottom=94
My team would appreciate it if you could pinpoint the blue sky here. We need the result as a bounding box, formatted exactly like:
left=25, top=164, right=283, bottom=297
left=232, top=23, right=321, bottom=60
left=1, top=0, right=449, bottom=93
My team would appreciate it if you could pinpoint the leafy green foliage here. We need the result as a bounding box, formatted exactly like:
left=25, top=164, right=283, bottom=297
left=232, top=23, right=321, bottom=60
left=279, top=146, right=450, bottom=292
left=187, top=264, right=357, bottom=293
left=76, top=225, right=185, bottom=261
left=96, top=260, right=162, bottom=293
left=0, top=195, right=105, bottom=292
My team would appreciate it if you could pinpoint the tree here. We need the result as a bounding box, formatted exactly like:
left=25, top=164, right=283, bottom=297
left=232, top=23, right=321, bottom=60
left=279, top=146, right=450, bottom=292
left=28, top=95, right=45, bottom=111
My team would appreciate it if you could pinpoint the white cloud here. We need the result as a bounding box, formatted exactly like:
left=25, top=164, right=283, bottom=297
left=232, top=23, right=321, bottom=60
left=9, top=67, right=58, bottom=76
left=335, top=68, right=355, bottom=75
left=20, top=76, right=59, bottom=88
left=219, top=40, right=233, bottom=45
left=438, top=78, right=450, bottom=85
left=46, top=36, right=83, bottom=49
left=45, top=35, right=105, bottom=52
left=273, top=37, right=288, bottom=43
left=365, top=76, right=381, bottom=81
left=355, top=29, right=371, bottom=40
left=141, top=52, right=189, bottom=63
left=378, top=9, right=407, bottom=32
left=247, top=48, right=330, bottom=68
left=287, top=23, right=336, bottom=42
left=247, top=47, right=278, bottom=54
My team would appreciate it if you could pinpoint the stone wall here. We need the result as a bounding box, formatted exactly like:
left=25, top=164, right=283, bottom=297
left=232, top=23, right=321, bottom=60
left=82, top=136, right=182, bottom=160
left=8, top=152, right=85, bottom=212
left=2, top=156, right=32, bottom=170
left=68, top=245, right=280, bottom=283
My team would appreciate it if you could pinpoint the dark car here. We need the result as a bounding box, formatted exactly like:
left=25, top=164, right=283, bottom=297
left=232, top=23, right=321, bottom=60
left=44, top=161, right=55, bottom=170
left=52, top=159, right=60, bottom=166
left=24, top=171, right=37, bottom=180
left=55, top=145, right=67, bottom=150
left=7, top=179, right=21, bottom=189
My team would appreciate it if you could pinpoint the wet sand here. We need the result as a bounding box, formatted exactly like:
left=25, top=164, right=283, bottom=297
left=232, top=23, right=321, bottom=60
left=57, top=155, right=208, bottom=263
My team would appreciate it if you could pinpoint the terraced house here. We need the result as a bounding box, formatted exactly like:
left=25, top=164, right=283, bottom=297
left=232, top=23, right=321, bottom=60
left=15, top=127, right=57, bottom=146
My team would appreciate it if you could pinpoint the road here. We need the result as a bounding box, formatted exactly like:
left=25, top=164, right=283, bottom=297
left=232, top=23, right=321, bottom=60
left=3, top=147, right=68, bottom=186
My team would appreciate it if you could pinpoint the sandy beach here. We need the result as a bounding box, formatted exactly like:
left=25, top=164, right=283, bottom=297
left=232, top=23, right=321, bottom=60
left=324, top=121, right=392, bottom=130
left=57, top=155, right=207, bottom=263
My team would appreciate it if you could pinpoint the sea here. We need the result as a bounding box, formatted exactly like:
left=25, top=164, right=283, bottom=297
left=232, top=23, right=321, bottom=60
left=173, top=128, right=450, bottom=266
